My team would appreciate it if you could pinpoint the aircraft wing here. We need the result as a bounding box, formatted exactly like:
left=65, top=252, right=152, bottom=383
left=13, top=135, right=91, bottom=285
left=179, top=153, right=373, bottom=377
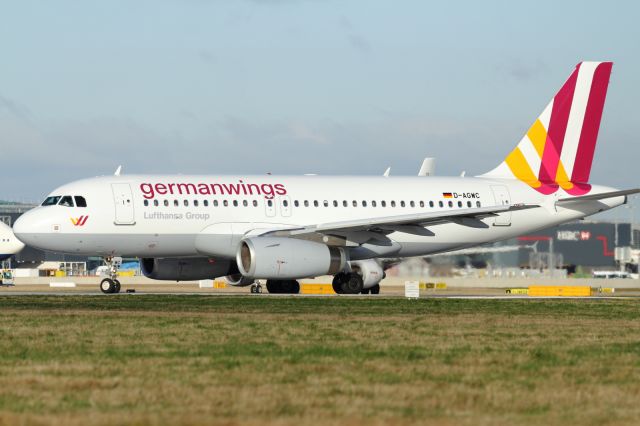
left=262, top=204, right=538, bottom=237
left=556, top=188, right=640, bottom=205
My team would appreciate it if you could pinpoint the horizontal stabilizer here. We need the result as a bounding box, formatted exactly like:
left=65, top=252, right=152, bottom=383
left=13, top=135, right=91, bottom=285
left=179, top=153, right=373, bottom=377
left=556, top=188, right=640, bottom=204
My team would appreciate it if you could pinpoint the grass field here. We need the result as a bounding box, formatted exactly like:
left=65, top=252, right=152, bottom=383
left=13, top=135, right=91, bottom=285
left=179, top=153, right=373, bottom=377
left=1, top=296, right=640, bottom=425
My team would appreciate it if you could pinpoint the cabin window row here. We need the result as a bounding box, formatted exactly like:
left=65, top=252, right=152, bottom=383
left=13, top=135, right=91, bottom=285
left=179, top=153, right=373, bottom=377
left=143, top=199, right=482, bottom=209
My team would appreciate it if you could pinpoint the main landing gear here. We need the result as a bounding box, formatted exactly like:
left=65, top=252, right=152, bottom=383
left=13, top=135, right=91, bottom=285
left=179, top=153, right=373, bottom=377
left=332, top=272, right=380, bottom=295
left=100, top=256, right=122, bottom=294
left=266, top=280, right=300, bottom=294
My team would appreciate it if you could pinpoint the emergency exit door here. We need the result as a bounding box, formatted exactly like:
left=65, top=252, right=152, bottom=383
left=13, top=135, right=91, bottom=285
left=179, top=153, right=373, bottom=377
left=112, top=183, right=136, bottom=225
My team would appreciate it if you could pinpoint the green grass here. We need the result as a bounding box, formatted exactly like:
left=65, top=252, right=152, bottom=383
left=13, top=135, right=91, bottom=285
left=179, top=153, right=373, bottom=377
left=0, top=296, right=639, bottom=425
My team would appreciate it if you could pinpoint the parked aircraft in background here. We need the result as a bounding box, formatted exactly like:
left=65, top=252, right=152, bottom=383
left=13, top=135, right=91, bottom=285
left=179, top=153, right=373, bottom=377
left=0, top=221, right=25, bottom=261
left=13, top=61, right=639, bottom=294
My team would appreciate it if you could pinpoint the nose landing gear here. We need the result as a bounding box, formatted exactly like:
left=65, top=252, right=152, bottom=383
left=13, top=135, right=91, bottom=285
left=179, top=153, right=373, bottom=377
left=100, top=257, right=123, bottom=294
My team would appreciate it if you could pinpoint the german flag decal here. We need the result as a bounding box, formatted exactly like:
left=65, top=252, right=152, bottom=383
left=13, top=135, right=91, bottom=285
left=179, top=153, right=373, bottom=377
left=442, top=192, right=453, bottom=199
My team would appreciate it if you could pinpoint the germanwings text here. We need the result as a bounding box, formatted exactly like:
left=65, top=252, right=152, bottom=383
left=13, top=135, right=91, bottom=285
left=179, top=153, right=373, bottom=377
left=140, top=180, right=287, bottom=200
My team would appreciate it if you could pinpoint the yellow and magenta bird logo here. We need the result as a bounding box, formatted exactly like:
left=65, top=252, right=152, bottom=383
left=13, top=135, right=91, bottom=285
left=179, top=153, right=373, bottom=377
left=70, top=215, right=89, bottom=226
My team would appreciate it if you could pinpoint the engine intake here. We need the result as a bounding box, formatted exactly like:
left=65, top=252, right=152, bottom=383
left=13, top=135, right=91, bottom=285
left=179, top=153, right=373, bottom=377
left=141, top=257, right=234, bottom=281
left=237, top=237, right=346, bottom=279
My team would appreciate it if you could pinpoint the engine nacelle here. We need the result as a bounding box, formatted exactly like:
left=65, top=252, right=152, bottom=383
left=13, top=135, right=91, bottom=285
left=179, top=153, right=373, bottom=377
left=141, top=257, right=234, bottom=281
left=237, top=237, right=346, bottom=279
left=350, top=259, right=385, bottom=289
left=224, top=273, right=254, bottom=287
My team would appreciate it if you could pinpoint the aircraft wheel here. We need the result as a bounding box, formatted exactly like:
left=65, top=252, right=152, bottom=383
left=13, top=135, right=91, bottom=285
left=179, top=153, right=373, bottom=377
left=342, top=273, right=364, bottom=294
left=370, top=284, right=381, bottom=295
left=286, top=280, right=300, bottom=294
left=332, top=273, right=347, bottom=294
left=113, top=280, right=121, bottom=294
left=100, top=278, right=116, bottom=294
left=266, top=280, right=280, bottom=294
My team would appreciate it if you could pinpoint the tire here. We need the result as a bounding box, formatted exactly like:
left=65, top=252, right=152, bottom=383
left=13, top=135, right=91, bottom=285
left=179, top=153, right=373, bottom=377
left=266, top=280, right=280, bottom=294
left=332, top=273, right=347, bottom=294
left=100, top=278, right=115, bottom=294
left=289, top=280, right=300, bottom=294
left=370, top=284, right=381, bottom=295
left=342, top=273, right=364, bottom=294
left=113, top=280, right=121, bottom=294
left=361, top=288, right=370, bottom=295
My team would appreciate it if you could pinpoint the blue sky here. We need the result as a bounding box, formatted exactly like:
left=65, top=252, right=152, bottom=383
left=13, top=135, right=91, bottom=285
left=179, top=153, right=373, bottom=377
left=1, top=0, right=639, bottom=219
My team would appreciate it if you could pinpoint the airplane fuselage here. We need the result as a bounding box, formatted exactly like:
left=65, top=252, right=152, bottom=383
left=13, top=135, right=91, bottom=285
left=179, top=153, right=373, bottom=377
left=13, top=174, right=623, bottom=260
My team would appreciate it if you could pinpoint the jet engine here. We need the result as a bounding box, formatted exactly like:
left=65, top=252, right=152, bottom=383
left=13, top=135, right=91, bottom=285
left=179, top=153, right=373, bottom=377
left=349, top=259, right=385, bottom=289
left=237, top=237, right=346, bottom=279
left=141, top=257, right=234, bottom=281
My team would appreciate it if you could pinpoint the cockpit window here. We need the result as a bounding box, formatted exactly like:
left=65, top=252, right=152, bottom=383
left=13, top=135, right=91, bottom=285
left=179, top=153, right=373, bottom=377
left=42, top=196, right=61, bottom=206
left=58, top=196, right=75, bottom=207
left=74, top=196, right=87, bottom=207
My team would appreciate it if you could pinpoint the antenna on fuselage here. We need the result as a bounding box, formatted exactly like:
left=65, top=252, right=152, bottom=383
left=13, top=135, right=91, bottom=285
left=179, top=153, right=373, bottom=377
left=383, top=167, right=391, bottom=177
left=114, top=166, right=122, bottom=176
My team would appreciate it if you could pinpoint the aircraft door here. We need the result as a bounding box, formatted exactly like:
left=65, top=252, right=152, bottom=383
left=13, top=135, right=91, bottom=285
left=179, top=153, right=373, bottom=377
left=491, top=185, right=511, bottom=226
left=112, top=183, right=136, bottom=225
left=265, top=198, right=276, bottom=217
left=280, top=196, right=291, bottom=217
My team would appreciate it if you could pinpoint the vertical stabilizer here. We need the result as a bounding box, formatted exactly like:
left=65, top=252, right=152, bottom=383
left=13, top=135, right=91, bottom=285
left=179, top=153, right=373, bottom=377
left=482, top=62, right=613, bottom=195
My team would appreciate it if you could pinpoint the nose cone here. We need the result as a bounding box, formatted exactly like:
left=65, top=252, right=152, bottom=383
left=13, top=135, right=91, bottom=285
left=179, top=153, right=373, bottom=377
left=13, top=209, right=51, bottom=249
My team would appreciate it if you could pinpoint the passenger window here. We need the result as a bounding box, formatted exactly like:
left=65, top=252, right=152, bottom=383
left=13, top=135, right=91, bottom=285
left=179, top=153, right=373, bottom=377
left=184, top=200, right=189, bottom=207
left=233, top=200, right=238, bottom=207
left=467, top=201, right=472, bottom=208
left=438, top=201, right=443, bottom=207
left=204, top=200, right=209, bottom=207
left=74, top=196, right=87, bottom=207
left=294, top=200, right=299, bottom=207
left=164, top=200, right=169, bottom=207
left=448, top=201, right=453, bottom=208
left=391, top=201, right=396, bottom=207
left=214, top=200, right=219, bottom=207
left=243, top=200, right=248, bottom=207
left=372, top=200, right=377, bottom=207
left=429, top=201, right=434, bottom=208
left=144, top=200, right=149, bottom=207
left=267, top=200, right=273, bottom=207
left=323, top=200, right=328, bottom=207
left=410, top=201, right=415, bottom=208
left=42, top=196, right=61, bottom=206
left=381, top=201, right=386, bottom=207
left=304, top=200, right=309, bottom=207
left=154, top=200, right=159, bottom=207
left=419, top=201, right=424, bottom=208
left=194, top=200, right=199, bottom=207
left=253, top=200, right=258, bottom=207
left=362, top=201, right=367, bottom=207
left=284, top=200, right=289, bottom=207
left=174, top=200, right=179, bottom=207
left=352, top=200, right=357, bottom=207
left=223, top=200, right=229, bottom=207
left=314, top=200, right=319, bottom=207
left=476, top=201, right=481, bottom=208
left=59, top=196, right=74, bottom=207
left=400, top=201, right=405, bottom=207
left=333, top=200, right=338, bottom=207
left=458, top=201, right=463, bottom=208
left=343, top=200, right=348, bottom=207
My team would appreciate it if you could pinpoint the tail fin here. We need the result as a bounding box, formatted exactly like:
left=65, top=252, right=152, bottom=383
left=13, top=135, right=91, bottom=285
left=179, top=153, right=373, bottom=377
left=483, top=61, right=613, bottom=195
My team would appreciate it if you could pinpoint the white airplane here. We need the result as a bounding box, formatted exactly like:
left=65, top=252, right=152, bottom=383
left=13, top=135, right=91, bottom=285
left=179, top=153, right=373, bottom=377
left=13, top=61, right=639, bottom=294
left=0, top=221, right=25, bottom=261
